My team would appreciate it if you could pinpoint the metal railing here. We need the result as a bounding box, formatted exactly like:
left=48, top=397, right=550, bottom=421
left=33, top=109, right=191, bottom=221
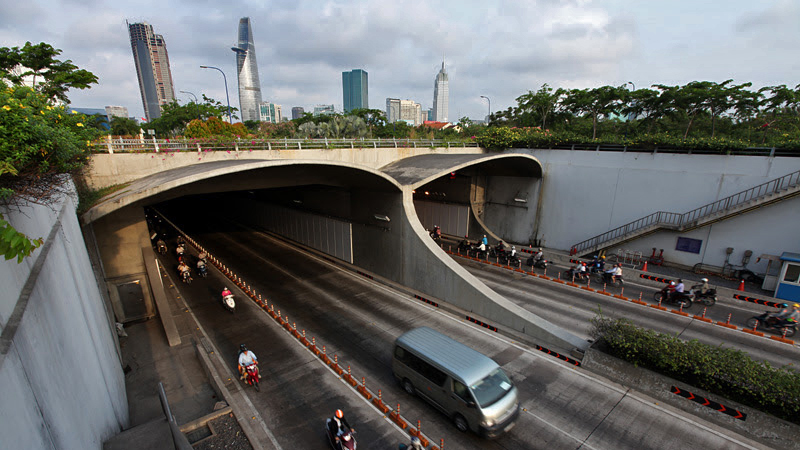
left=572, top=168, right=800, bottom=254
left=90, top=137, right=480, bottom=153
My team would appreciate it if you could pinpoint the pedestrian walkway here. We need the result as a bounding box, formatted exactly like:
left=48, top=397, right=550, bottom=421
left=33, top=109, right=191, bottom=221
left=103, top=264, right=252, bottom=449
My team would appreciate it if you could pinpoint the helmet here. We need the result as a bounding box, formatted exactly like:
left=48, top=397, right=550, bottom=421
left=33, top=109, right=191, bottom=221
left=794, top=304, right=800, bottom=308
left=538, top=248, right=543, bottom=251
left=601, top=256, right=605, bottom=259
left=411, top=436, right=421, bottom=448
left=701, top=278, right=708, bottom=282
left=335, top=409, right=343, bottom=419
left=781, top=303, right=788, bottom=308
left=678, top=279, right=683, bottom=283
left=239, top=344, right=247, bottom=352
left=670, top=281, right=675, bottom=286
left=512, top=246, right=516, bottom=249
left=582, top=262, right=586, bottom=266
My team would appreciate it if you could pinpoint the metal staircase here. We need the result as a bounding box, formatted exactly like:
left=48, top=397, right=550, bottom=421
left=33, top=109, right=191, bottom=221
left=571, top=169, right=800, bottom=256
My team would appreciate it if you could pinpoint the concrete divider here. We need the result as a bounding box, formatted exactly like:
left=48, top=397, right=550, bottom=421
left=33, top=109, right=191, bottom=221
left=582, top=343, right=800, bottom=450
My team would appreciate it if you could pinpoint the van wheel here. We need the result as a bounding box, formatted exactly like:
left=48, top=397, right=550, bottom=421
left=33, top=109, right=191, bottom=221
left=453, top=414, right=469, bottom=433
left=402, top=379, right=415, bottom=396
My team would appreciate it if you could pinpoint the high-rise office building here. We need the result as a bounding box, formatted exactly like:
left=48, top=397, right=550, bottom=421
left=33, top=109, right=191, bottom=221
left=259, top=102, right=282, bottom=123
left=386, top=98, right=422, bottom=126
left=105, top=106, right=129, bottom=121
left=342, top=69, right=368, bottom=113
left=313, top=105, right=335, bottom=116
left=127, top=22, right=176, bottom=121
left=232, top=17, right=263, bottom=122
left=432, top=60, right=449, bottom=123
left=291, top=107, right=305, bottom=120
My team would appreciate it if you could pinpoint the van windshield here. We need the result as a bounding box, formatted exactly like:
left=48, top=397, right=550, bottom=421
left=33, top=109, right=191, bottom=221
left=470, top=368, right=513, bottom=408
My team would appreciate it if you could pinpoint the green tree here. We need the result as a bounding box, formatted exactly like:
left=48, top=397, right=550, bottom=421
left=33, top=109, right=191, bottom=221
left=109, top=116, right=142, bottom=136
left=515, top=84, right=566, bottom=129
left=143, top=95, right=238, bottom=137
left=347, top=108, right=387, bottom=128
left=563, top=86, right=627, bottom=139
left=0, top=42, right=98, bottom=103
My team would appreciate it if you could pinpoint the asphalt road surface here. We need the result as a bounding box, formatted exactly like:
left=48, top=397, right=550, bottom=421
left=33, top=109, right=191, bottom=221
left=157, top=208, right=768, bottom=449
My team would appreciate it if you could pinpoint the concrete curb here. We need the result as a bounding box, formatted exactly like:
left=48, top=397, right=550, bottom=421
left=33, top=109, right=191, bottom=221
left=582, top=345, right=799, bottom=450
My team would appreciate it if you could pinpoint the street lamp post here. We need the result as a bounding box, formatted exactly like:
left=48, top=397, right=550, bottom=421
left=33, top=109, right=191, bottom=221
left=625, top=82, right=636, bottom=139
left=480, top=95, right=491, bottom=124
left=179, top=90, right=197, bottom=103
left=199, top=65, right=232, bottom=124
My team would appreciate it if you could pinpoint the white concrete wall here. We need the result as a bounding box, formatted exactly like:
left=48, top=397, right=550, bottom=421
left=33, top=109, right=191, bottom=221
left=87, top=146, right=482, bottom=189
left=0, top=185, right=127, bottom=449
left=521, top=149, right=800, bottom=272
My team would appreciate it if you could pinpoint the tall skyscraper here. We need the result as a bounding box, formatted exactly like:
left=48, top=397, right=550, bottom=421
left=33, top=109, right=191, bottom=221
left=128, top=22, right=176, bottom=121
left=342, top=69, right=368, bottom=113
left=432, top=60, right=449, bottom=123
left=291, top=107, right=305, bottom=120
left=232, top=17, right=263, bottom=122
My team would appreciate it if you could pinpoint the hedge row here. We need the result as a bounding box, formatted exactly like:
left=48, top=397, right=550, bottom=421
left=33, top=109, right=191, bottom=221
left=590, top=313, right=800, bottom=424
left=476, top=127, right=800, bottom=153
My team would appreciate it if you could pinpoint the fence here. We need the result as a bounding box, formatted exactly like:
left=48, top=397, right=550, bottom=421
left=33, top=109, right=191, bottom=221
left=90, top=137, right=480, bottom=154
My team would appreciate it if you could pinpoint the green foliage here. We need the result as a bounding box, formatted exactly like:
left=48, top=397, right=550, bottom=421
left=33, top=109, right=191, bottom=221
left=143, top=95, right=238, bottom=137
left=0, top=42, right=98, bottom=103
left=109, top=116, right=141, bottom=136
left=590, top=313, right=800, bottom=424
left=75, top=181, right=129, bottom=216
left=296, top=115, right=369, bottom=139
left=0, top=42, right=99, bottom=263
left=257, top=121, right=295, bottom=138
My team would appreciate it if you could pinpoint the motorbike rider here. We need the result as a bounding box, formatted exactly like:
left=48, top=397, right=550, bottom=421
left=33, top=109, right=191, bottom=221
left=399, top=436, right=422, bottom=450
left=510, top=246, right=517, bottom=258
left=670, top=278, right=685, bottom=302
left=196, top=258, right=207, bottom=274
left=569, top=261, right=586, bottom=279
left=237, top=344, right=259, bottom=380
left=533, top=247, right=544, bottom=263
left=431, top=225, right=442, bottom=241
left=590, top=255, right=606, bottom=273
left=481, top=235, right=488, bottom=247
left=156, top=238, right=167, bottom=253
left=222, top=286, right=233, bottom=299
left=603, top=263, right=620, bottom=284
left=458, top=235, right=470, bottom=251
left=495, top=240, right=506, bottom=255
left=327, top=409, right=355, bottom=448
left=772, top=303, right=800, bottom=327
left=177, top=261, right=191, bottom=278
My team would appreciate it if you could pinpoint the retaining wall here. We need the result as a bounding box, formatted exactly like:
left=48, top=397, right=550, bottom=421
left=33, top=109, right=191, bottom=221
left=0, top=183, right=128, bottom=449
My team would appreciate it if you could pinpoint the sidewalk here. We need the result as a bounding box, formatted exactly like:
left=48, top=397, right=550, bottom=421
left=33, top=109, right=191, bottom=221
left=103, top=265, right=253, bottom=450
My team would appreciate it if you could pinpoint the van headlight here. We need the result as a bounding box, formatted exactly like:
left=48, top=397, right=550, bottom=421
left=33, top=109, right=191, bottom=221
left=481, top=419, right=496, bottom=428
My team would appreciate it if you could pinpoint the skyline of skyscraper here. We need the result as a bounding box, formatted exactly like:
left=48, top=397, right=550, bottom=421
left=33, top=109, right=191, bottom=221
left=232, top=17, right=263, bottom=122
left=127, top=21, right=176, bottom=121
left=291, top=107, right=305, bottom=120
left=432, top=60, right=449, bottom=123
left=342, top=69, right=368, bottom=113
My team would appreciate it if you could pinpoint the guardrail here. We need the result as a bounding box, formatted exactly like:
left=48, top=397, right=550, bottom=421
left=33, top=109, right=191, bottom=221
left=90, top=137, right=480, bottom=153
left=572, top=168, right=800, bottom=254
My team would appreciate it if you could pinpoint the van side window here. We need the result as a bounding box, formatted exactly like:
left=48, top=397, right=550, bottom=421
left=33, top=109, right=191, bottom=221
left=452, top=380, right=471, bottom=403
left=394, top=345, right=447, bottom=387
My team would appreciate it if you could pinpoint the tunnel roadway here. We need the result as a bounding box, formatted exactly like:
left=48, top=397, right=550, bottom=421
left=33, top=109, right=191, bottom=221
left=160, top=211, right=767, bottom=449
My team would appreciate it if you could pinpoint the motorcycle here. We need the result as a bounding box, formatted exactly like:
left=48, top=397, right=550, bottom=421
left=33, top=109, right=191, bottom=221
left=654, top=286, right=691, bottom=309
left=156, top=240, right=167, bottom=255
left=688, top=286, right=717, bottom=306
left=180, top=269, right=192, bottom=284
left=242, top=364, right=260, bottom=391
left=325, top=419, right=357, bottom=450
left=594, top=272, right=624, bottom=287
left=564, top=269, right=588, bottom=281
left=746, top=312, right=797, bottom=337
left=526, top=257, right=548, bottom=270
left=222, top=294, right=236, bottom=313
left=176, top=244, right=185, bottom=259
left=197, top=262, right=208, bottom=278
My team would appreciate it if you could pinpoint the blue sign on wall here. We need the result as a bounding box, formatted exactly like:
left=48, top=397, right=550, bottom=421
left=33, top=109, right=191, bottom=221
left=676, top=237, right=702, bottom=254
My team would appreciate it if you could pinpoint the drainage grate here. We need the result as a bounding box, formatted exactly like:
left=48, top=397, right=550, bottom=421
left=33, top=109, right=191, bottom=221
left=185, top=425, right=212, bottom=444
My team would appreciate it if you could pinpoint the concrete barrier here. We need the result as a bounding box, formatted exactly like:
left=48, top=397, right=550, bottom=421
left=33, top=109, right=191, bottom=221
left=582, top=343, right=800, bottom=450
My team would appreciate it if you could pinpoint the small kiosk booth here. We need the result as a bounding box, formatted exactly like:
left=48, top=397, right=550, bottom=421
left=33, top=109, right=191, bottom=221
left=774, top=252, right=800, bottom=303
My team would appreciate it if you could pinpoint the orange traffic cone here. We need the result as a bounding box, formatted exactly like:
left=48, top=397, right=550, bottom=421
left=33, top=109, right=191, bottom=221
left=737, top=279, right=745, bottom=291
left=642, top=261, right=648, bottom=272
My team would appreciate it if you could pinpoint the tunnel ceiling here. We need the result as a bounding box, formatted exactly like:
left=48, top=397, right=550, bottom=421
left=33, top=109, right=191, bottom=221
left=380, top=153, right=542, bottom=188
left=82, top=160, right=400, bottom=225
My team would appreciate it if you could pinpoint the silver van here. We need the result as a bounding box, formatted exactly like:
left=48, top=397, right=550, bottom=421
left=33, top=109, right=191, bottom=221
left=392, top=327, right=519, bottom=438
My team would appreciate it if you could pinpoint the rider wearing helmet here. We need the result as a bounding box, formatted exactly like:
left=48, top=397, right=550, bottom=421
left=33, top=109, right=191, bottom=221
left=237, top=344, right=259, bottom=380
left=399, top=436, right=422, bottom=450
left=327, top=409, right=354, bottom=448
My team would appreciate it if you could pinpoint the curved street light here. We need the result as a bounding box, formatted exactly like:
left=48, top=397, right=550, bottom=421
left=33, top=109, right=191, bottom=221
left=179, top=90, right=197, bottom=103
left=199, top=65, right=232, bottom=124
left=480, top=95, right=491, bottom=124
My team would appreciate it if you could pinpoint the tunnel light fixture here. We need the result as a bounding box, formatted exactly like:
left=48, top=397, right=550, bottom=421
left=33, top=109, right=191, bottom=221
left=293, top=199, right=302, bottom=204
left=514, top=198, right=528, bottom=203
left=424, top=191, right=430, bottom=195
left=374, top=214, right=391, bottom=222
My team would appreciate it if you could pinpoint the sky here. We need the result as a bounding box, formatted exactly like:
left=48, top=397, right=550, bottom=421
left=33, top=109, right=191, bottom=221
left=1, top=0, right=799, bottom=122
